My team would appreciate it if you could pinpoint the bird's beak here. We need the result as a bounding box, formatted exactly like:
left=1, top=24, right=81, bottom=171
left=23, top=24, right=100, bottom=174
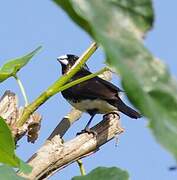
left=57, top=58, right=61, bottom=63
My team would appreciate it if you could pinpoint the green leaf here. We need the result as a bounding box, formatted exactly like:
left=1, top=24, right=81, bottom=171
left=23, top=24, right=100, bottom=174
left=72, top=167, right=129, bottom=180
left=54, top=0, right=154, bottom=37
left=0, top=117, right=19, bottom=167
left=53, top=1, right=92, bottom=35
left=0, top=117, right=31, bottom=174
left=53, top=0, right=177, bottom=160
left=0, top=46, right=42, bottom=83
left=18, top=159, right=32, bottom=174
left=0, top=165, right=25, bottom=180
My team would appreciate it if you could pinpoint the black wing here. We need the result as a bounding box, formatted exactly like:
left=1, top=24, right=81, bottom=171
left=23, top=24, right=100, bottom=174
left=62, top=69, right=141, bottom=119
left=62, top=69, right=122, bottom=101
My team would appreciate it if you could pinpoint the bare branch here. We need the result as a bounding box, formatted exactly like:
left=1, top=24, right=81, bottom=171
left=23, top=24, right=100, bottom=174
left=19, top=113, right=124, bottom=179
left=47, top=108, right=82, bottom=140
left=0, top=90, right=42, bottom=143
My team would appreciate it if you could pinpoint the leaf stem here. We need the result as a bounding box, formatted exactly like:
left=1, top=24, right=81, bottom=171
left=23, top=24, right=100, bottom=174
left=14, top=75, right=29, bottom=106
left=77, top=159, right=86, bottom=175
left=16, top=42, right=98, bottom=127
left=59, top=67, right=109, bottom=92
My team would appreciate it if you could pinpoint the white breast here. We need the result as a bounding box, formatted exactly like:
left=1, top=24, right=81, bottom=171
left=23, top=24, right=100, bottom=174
left=68, top=99, right=117, bottom=114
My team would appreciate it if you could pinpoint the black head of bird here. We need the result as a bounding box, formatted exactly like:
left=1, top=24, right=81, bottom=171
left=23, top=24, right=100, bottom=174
left=57, top=54, right=141, bottom=133
left=57, top=54, right=89, bottom=75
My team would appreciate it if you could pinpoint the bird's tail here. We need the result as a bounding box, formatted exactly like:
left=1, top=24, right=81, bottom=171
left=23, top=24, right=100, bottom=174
left=114, top=98, right=141, bottom=119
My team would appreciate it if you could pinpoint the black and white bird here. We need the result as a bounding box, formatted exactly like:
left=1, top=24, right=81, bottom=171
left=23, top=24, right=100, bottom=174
left=57, top=54, right=141, bottom=132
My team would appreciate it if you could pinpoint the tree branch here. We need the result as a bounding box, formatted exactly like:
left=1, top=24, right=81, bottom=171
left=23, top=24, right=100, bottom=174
left=19, top=113, right=124, bottom=179
left=0, top=90, right=41, bottom=143
left=48, top=108, right=82, bottom=140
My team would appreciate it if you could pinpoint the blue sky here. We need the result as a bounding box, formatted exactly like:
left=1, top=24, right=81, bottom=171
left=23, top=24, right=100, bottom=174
left=0, top=1, right=177, bottom=180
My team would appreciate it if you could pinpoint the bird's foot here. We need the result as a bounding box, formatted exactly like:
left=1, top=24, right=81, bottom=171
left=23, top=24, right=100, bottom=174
left=76, top=127, right=97, bottom=137
left=103, top=111, right=120, bottom=120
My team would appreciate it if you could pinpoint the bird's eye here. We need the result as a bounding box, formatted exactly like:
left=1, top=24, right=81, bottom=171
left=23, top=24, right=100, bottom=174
left=58, top=58, right=69, bottom=65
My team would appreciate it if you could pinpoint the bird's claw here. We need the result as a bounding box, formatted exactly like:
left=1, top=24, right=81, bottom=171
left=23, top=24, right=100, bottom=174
left=103, top=111, right=120, bottom=120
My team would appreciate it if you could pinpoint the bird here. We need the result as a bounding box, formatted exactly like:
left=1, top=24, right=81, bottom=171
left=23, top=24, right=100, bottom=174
left=57, top=54, right=141, bottom=133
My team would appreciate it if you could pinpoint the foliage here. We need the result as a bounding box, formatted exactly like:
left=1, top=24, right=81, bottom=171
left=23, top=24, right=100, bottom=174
left=0, top=117, right=32, bottom=173
left=0, top=165, right=25, bottom=180
left=0, top=46, right=41, bottom=83
left=54, top=0, right=177, bottom=161
left=0, top=0, right=177, bottom=179
left=72, top=167, right=129, bottom=180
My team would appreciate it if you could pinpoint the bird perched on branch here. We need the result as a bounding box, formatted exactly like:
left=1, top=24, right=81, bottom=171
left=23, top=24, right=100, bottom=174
left=57, top=54, right=141, bottom=133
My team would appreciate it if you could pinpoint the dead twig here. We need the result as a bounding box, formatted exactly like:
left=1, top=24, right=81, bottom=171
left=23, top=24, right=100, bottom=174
left=0, top=90, right=42, bottom=143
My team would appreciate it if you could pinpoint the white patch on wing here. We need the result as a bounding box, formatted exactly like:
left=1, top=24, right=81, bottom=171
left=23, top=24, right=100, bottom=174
left=68, top=99, right=117, bottom=114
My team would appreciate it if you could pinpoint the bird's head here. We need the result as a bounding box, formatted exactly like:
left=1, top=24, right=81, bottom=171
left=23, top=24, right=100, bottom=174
left=57, top=54, right=89, bottom=74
